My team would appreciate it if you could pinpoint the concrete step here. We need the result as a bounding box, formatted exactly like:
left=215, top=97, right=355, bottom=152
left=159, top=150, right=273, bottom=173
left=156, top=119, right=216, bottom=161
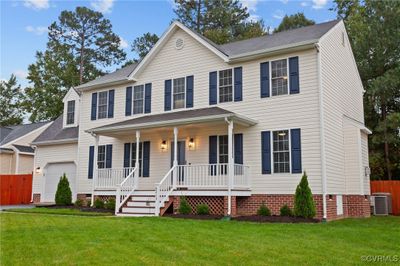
left=122, top=206, right=155, bottom=214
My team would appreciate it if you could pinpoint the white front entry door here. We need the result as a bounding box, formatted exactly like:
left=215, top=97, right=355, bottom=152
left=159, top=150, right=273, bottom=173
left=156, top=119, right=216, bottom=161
left=43, top=162, right=76, bottom=202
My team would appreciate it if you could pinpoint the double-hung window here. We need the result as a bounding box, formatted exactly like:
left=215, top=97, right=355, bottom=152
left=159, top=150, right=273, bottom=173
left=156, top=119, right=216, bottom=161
left=219, top=69, right=233, bottom=103
left=97, top=145, right=106, bottom=169
left=271, top=59, right=288, bottom=96
left=98, top=91, right=108, bottom=119
left=272, top=130, right=290, bottom=173
left=66, top=100, right=75, bottom=125
left=131, top=143, right=144, bottom=177
left=133, top=85, right=144, bottom=114
left=218, top=136, right=229, bottom=174
left=173, top=77, right=185, bottom=109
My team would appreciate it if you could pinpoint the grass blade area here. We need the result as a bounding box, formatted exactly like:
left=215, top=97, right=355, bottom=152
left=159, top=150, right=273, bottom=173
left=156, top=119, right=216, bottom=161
left=4, top=208, right=111, bottom=216
left=1, top=213, right=399, bottom=265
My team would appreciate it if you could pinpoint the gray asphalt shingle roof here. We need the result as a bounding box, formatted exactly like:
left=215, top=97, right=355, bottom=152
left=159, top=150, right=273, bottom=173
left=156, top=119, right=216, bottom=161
left=76, top=20, right=340, bottom=90
left=32, top=116, right=79, bottom=144
left=13, top=144, right=35, bottom=153
left=0, top=122, right=50, bottom=146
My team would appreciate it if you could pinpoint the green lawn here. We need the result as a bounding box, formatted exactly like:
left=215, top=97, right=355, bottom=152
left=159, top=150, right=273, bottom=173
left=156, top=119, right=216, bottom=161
left=1, top=212, right=399, bottom=265
left=5, top=207, right=111, bottom=216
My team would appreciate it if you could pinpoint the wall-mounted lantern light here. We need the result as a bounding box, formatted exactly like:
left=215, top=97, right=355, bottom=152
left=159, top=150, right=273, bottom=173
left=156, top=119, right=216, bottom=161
left=188, top=138, right=195, bottom=150
left=161, top=140, right=167, bottom=152
left=35, top=167, right=41, bottom=174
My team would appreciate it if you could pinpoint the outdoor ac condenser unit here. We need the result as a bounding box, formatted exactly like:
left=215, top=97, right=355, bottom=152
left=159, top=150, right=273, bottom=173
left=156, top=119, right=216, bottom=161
left=372, top=195, right=389, bottom=216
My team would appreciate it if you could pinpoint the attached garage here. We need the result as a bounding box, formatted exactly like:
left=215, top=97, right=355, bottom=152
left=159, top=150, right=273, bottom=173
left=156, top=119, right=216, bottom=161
left=43, top=162, right=76, bottom=202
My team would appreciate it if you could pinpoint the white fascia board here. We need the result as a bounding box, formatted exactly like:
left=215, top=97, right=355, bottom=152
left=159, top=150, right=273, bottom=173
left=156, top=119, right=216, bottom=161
left=31, top=138, right=78, bottom=146
left=75, top=79, right=134, bottom=92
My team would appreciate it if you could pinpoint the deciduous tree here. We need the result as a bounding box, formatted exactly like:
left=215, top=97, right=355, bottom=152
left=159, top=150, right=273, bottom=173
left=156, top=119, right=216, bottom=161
left=274, top=12, right=315, bottom=33
left=0, top=75, right=24, bottom=126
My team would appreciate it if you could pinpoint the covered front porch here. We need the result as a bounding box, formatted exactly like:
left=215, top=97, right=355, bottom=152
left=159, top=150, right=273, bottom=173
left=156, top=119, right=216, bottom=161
left=86, top=107, right=257, bottom=216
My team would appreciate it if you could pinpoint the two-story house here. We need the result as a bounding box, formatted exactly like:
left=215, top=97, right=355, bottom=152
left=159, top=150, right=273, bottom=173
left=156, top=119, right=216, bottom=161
left=31, top=20, right=371, bottom=221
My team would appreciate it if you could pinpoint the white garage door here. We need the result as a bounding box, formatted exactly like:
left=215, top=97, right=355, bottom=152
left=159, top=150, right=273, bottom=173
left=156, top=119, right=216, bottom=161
left=43, top=162, right=76, bottom=202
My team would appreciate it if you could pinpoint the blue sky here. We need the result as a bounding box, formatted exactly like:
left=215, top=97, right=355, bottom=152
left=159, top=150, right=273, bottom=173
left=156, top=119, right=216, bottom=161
left=0, top=0, right=337, bottom=87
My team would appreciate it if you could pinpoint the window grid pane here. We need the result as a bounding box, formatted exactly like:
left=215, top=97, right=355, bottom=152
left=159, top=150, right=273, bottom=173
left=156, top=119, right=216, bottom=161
left=67, top=100, right=75, bottom=124
left=97, top=145, right=106, bottom=169
left=98, top=91, right=108, bottom=119
left=219, top=69, right=232, bottom=103
left=133, top=85, right=144, bottom=114
left=271, top=59, right=288, bottom=96
left=131, top=142, right=144, bottom=177
left=273, top=130, right=290, bottom=173
left=173, top=78, right=185, bottom=109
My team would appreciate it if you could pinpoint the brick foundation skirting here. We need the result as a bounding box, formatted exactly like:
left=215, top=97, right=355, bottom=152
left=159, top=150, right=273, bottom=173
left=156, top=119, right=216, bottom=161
left=33, top=193, right=41, bottom=203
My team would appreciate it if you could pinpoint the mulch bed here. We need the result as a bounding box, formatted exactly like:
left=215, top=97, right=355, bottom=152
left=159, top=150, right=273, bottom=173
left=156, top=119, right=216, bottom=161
left=164, top=214, right=224, bottom=220
left=233, top=215, right=320, bottom=223
left=38, top=205, right=114, bottom=213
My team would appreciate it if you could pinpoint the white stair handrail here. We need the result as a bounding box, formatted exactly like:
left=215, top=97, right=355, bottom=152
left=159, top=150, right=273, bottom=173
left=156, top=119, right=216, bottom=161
left=155, top=165, right=176, bottom=216
left=115, top=166, right=137, bottom=215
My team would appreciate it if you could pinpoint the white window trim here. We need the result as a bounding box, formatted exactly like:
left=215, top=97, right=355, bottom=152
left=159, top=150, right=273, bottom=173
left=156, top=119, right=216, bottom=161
left=172, top=77, right=186, bottom=110
left=66, top=100, right=75, bottom=125
left=132, top=85, right=145, bottom=115
left=269, top=57, right=290, bottom=97
left=217, top=68, right=234, bottom=104
left=97, top=145, right=107, bottom=169
left=97, top=90, right=109, bottom=120
left=271, top=129, right=292, bottom=174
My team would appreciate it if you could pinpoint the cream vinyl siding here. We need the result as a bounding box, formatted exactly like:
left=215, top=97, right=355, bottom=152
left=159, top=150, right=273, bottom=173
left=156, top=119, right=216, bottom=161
left=343, top=120, right=362, bottom=194
left=32, top=143, right=78, bottom=193
left=63, top=88, right=80, bottom=128
left=76, top=27, right=322, bottom=195
left=361, top=133, right=370, bottom=195
left=17, top=154, right=34, bottom=174
left=0, top=153, right=13, bottom=174
left=320, top=21, right=366, bottom=194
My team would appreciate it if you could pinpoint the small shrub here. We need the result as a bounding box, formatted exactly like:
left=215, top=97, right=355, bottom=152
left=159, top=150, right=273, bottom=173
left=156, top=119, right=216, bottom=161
left=257, top=202, right=271, bottom=216
left=94, top=198, right=105, bottom=209
left=55, top=173, right=72, bottom=206
left=294, top=172, right=316, bottom=218
left=196, top=204, right=210, bottom=215
left=178, top=196, right=192, bottom=214
left=280, top=204, right=293, bottom=217
left=86, top=199, right=92, bottom=207
left=105, top=198, right=116, bottom=210
left=74, top=199, right=84, bottom=207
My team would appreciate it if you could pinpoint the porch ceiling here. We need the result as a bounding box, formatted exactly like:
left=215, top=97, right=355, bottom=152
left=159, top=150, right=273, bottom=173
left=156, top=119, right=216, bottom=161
left=86, top=107, right=257, bottom=136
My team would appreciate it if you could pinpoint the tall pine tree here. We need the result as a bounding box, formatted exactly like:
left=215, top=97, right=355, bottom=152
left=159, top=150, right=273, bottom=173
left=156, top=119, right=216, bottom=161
left=0, top=75, right=24, bottom=126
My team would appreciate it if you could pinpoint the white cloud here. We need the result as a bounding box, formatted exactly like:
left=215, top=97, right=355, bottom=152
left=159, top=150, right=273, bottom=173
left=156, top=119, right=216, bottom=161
left=312, top=0, right=328, bottom=9
left=273, top=10, right=285, bottom=20
left=301, top=2, right=309, bottom=7
left=23, top=0, right=49, bottom=10
left=13, top=70, right=28, bottom=79
left=25, top=25, right=48, bottom=35
left=90, top=0, right=114, bottom=14
left=280, top=0, right=289, bottom=4
left=240, top=0, right=259, bottom=12
left=119, top=37, right=128, bottom=49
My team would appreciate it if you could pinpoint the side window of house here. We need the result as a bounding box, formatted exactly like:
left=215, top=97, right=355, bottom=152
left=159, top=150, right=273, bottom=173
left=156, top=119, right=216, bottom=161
left=66, top=100, right=75, bottom=125
left=97, top=145, right=106, bottom=169
left=98, top=91, right=108, bottom=119
left=131, top=143, right=144, bottom=177
left=173, top=77, right=185, bottom=109
left=272, top=130, right=290, bottom=173
left=219, top=69, right=233, bottom=103
left=271, top=59, right=288, bottom=96
left=133, top=85, right=144, bottom=114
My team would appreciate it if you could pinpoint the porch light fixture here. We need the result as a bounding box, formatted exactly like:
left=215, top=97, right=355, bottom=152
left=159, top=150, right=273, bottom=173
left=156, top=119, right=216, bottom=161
left=188, top=138, right=195, bottom=150
left=161, top=140, right=167, bottom=151
left=35, top=167, right=41, bottom=174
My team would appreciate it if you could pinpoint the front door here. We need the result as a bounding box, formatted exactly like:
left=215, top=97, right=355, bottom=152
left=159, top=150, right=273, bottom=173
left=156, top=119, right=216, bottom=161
left=171, top=141, right=186, bottom=184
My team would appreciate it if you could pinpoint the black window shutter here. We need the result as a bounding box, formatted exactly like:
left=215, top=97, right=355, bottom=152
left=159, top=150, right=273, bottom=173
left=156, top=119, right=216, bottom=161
left=260, top=62, right=270, bottom=98
left=91, top=93, right=97, bottom=120
left=164, top=80, right=172, bottom=111
left=145, top=83, right=152, bottom=113
left=123, top=143, right=131, bottom=168
left=209, top=136, right=218, bottom=176
left=142, top=141, right=150, bottom=177
left=289, top=56, right=300, bottom=94
left=261, top=131, right=271, bottom=174
left=234, top=133, right=243, bottom=164
left=125, top=87, right=132, bottom=116
left=234, top=67, right=243, bottom=102
left=186, top=75, right=194, bottom=108
left=108, top=90, right=114, bottom=118
left=88, top=146, right=94, bottom=179
left=290, top=128, right=302, bottom=173
left=209, top=71, right=217, bottom=105
left=105, top=144, right=112, bottom=168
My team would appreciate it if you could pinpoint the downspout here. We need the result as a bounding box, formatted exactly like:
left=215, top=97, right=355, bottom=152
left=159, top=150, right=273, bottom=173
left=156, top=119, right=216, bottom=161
left=316, top=43, right=328, bottom=222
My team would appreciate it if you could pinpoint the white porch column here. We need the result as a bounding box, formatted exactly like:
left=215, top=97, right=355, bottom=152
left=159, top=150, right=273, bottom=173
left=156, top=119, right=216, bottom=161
left=227, top=120, right=234, bottom=216
left=135, top=130, right=140, bottom=188
left=173, top=127, right=178, bottom=188
left=91, top=134, right=99, bottom=206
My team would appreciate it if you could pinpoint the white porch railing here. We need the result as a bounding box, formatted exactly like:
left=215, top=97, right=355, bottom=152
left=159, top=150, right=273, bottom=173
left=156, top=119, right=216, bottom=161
left=115, top=167, right=138, bottom=214
left=96, top=167, right=135, bottom=190
left=155, top=165, right=176, bottom=216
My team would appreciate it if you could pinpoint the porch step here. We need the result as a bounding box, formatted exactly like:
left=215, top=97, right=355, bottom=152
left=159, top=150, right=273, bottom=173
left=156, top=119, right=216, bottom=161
left=122, top=206, right=155, bottom=214
left=126, top=201, right=155, bottom=207
left=132, top=190, right=155, bottom=196
left=117, top=213, right=155, bottom=217
left=130, top=196, right=156, bottom=202
left=116, top=191, right=169, bottom=217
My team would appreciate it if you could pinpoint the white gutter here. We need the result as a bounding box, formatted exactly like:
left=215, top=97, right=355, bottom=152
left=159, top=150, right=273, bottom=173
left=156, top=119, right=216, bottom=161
left=316, top=43, right=328, bottom=222
left=31, top=138, right=78, bottom=146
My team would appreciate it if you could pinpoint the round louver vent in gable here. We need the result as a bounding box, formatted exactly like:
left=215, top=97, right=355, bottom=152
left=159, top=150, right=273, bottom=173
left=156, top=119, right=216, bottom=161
left=175, top=38, right=184, bottom=50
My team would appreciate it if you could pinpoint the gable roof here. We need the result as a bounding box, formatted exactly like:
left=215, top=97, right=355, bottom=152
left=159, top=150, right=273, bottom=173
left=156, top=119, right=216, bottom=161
left=13, top=144, right=35, bottom=154
left=76, top=20, right=341, bottom=91
left=0, top=122, right=50, bottom=147
left=32, top=115, right=79, bottom=145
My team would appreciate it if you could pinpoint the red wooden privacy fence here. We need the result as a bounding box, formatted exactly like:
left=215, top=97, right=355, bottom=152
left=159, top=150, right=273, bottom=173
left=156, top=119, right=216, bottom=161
left=371, top=180, right=400, bottom=215
left=0, top=174, right=33, bottom=205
